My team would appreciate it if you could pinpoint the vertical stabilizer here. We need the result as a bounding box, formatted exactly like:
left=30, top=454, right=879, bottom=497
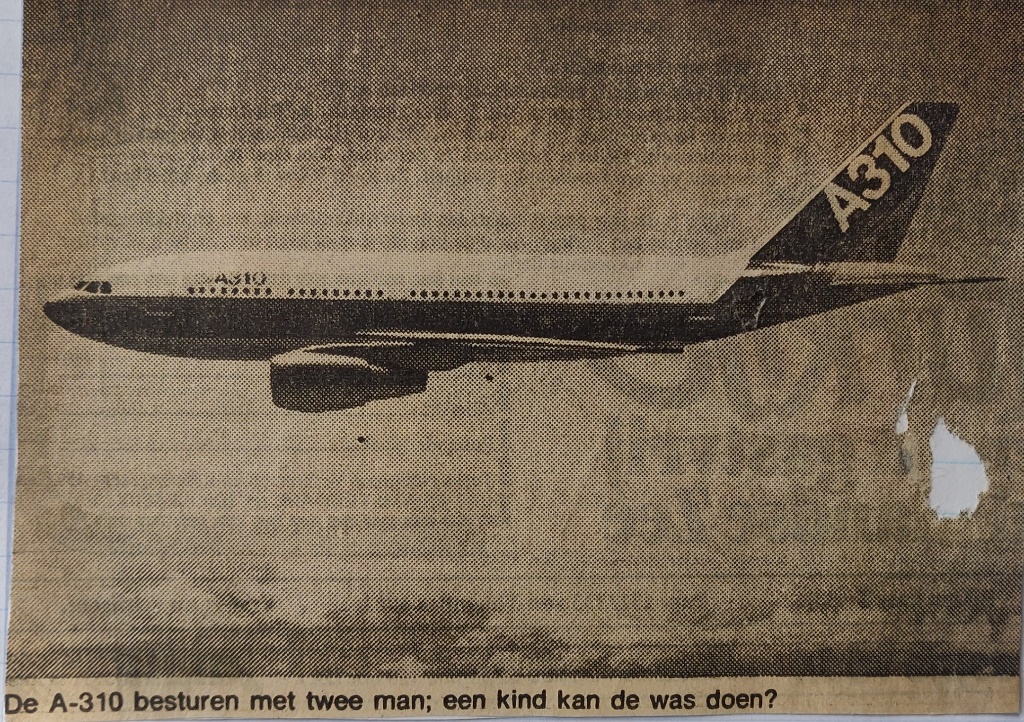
left=748, top=102, right=959, bottom=267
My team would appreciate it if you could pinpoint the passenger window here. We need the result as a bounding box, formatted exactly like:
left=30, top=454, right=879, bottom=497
left=75, top=281, right=88, bottom=291
left=85, top=281, right=101, bottom=293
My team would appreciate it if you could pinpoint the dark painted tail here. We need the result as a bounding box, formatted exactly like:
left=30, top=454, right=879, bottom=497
left=749, top=102, right=959, bottom=267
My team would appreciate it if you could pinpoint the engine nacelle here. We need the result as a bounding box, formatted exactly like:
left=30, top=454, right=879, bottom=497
left=270, top=353, right=428, bottom=412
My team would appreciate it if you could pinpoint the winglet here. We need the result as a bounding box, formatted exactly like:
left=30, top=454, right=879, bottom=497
left=749, top=102, right=960, bottom=267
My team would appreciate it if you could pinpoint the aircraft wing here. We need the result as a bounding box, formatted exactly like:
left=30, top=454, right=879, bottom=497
left=341, top=330, right=639, bottom=369
left=269, top=333, right=639, bottom=411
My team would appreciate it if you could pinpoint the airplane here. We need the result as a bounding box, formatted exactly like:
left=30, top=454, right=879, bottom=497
left=43, top=102, right=999, bottom=411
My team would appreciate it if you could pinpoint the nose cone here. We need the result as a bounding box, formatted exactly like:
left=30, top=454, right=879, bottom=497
left=43, top=297, right=86, bottom=334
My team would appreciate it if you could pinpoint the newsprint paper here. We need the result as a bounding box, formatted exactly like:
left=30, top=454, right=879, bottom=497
left=7, top=0, right=1024, bottom=718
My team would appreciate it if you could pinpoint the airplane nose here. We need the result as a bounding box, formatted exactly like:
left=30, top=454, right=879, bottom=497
left=43, top=298, right=84, bottom=333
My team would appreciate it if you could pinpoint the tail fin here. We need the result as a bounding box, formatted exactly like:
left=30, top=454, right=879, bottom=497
left=748, top=102, right=959, bottom=267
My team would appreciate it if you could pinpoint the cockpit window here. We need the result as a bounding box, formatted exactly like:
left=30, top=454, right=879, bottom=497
left=76, top=280, right=113, bottom=294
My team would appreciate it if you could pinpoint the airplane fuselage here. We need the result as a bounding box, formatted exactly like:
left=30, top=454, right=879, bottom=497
left=45, top=292, right=747, bottom=360
left=43, top=250, right=916, bottom=361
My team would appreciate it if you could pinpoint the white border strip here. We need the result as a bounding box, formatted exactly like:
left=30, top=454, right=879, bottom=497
left=0, top=0, right=21, bottom=689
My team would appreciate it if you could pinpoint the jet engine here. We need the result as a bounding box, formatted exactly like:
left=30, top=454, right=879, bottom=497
left=270, top=352, right=428, bottom=412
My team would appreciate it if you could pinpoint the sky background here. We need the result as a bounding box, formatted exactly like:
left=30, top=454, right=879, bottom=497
left=8, top=0, right=1024, bottom=677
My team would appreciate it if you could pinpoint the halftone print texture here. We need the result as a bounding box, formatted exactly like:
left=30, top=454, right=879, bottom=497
left=7, top=0, right=1024, bottom=715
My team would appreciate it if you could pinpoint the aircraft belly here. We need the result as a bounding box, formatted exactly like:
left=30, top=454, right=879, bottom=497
left=84, top=297, right=708, bottom=359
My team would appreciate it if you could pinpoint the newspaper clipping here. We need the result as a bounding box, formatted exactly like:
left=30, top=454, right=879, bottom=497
left=7, top=0, right=1023, bottom=717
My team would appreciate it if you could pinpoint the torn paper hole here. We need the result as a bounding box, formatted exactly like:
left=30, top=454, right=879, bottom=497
left=928, top=417, right=989, bottom=518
